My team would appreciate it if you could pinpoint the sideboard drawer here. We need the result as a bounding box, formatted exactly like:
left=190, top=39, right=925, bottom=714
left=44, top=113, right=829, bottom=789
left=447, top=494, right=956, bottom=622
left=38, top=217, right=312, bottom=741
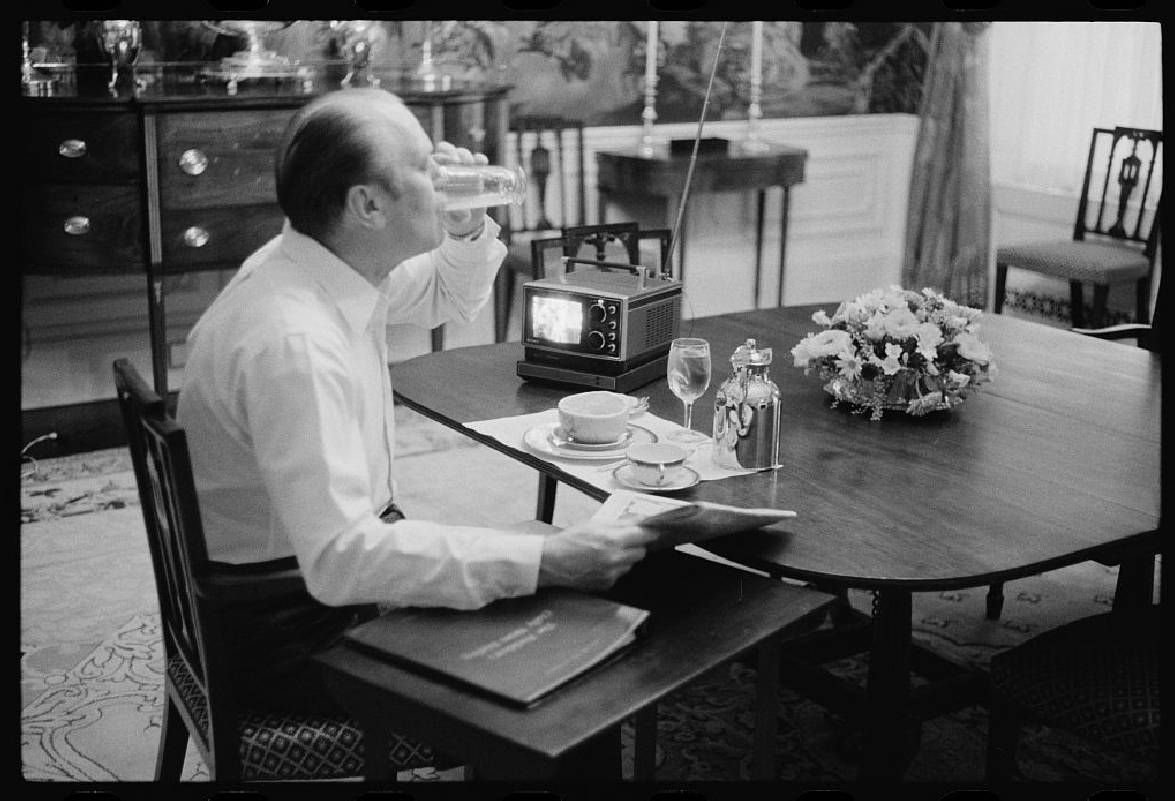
left=161, top=204, right=285, bottom=267
left=156, top=110, right=292, bottom=209
left=20, top=184, right=145, bottom=271
left=22, top=112, right=141, bottom=184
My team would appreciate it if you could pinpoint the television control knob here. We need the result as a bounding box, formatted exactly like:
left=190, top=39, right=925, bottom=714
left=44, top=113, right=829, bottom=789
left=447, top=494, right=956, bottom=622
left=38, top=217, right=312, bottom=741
left=589, top=302, right=607, bottom=323
left=607, top=344, right=617, bottom=353
left=608, top=321, right=617, bottom=330
left=588, top=331, right=607, bottom=350
left=607, top=304, right=618, bottom=315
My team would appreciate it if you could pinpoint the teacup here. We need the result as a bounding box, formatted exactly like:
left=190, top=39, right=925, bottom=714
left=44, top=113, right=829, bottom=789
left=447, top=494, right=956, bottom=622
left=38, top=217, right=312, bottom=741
left=557, top=391, right=630, bottom=444
left=626, top=442, right=689, bottom=487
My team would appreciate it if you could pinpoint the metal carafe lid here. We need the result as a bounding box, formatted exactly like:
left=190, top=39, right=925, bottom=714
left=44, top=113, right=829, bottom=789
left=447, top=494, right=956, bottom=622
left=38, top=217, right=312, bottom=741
left=731, top=338, right=772, bottom=369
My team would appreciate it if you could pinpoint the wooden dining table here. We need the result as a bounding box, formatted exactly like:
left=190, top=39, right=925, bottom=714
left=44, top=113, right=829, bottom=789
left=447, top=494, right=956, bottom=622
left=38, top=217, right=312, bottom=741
left=387, top=304, right=1162, bottom=780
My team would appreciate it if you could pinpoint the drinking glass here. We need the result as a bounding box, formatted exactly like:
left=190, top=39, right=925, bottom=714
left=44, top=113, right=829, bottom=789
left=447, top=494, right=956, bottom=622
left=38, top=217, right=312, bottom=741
left=434, top=163, right=527, bottom=212
left=666, top=337, right=711, bottom=445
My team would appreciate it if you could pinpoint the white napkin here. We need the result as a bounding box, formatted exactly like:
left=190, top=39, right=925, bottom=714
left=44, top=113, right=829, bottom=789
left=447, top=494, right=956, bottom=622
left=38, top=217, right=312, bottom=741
left=465, top=408, right=762, bottom=493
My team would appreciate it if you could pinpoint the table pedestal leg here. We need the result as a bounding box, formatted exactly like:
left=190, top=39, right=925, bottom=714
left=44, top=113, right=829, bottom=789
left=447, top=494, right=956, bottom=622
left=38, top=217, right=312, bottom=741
left=753, top=189, right=766, bottom=308
left=777, top=187, right=792, bottom=308
left=753, top=635, right=781, bottom=779
left=858, top=588, right=920, bottom=780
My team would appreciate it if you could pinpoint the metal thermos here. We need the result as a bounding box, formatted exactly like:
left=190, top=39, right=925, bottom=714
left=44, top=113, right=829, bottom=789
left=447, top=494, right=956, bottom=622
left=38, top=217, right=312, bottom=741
left=712, top=338, right=782, bottom=470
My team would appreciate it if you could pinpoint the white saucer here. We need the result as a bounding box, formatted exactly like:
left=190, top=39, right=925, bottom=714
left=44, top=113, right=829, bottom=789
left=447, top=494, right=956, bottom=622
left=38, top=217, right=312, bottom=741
left=549, top=426, right=634, bottom=451
left=612, top=463, right=700, bottom=493
left=524, top=422, right=656, bottom=460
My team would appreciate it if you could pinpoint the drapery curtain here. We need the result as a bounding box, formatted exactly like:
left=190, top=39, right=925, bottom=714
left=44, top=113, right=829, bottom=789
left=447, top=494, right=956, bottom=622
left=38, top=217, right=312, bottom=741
left=902, top=22, right=991, bottom=309
left=989, top=22, right=1163, bottom=194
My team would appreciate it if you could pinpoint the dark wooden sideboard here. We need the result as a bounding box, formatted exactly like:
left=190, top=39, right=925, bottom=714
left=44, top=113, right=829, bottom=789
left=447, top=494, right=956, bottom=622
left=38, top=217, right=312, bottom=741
left=20, top=71, right=511, bottom=396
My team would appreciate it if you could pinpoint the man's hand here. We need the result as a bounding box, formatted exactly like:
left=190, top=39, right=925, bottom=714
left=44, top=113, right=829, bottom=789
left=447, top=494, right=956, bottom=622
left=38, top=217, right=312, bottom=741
left=537, top=520, right=659, bottom=591
left=433, top=140, right=488, bottom=238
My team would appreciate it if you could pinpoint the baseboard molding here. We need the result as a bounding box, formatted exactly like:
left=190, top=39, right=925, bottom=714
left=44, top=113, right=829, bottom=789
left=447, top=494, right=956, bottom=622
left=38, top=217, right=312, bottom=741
left=21, top=393, right=179, bottom=458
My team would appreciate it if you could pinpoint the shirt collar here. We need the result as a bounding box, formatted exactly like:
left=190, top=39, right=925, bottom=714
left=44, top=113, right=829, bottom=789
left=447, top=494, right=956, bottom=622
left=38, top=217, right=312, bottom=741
left=277, top=221, right=391, bottom=335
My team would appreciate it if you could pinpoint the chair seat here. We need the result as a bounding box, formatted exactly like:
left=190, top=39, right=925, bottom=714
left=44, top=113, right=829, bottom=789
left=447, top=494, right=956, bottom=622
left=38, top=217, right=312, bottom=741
left=988, top=610, right=1159, bottom=761
left=167, top=653, right=442, bottom=780
left=996, top=240, right=1150, bottom=282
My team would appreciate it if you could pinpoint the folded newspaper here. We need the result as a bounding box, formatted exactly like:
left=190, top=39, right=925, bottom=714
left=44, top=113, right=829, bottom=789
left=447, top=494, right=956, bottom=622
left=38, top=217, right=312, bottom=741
left=593, top=490, right=796, bottom=551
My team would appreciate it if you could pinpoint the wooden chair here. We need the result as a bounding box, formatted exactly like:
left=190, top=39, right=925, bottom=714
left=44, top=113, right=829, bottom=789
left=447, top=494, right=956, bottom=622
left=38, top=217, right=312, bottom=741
left=493, top=116, right=587, bottom=343
left=113, top=358, right=447, bottom=780
left=983, top=268, right=1163, bottom=622
left=530, top=222, right=674, bottom=285
left=985, top=536, right=1161, bottom=780
left=993, top=126, right=1162, bottom=328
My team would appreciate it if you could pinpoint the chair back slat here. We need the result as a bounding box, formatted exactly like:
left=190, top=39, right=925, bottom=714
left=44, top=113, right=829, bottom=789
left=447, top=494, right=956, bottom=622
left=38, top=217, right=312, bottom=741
left=529, top=224, right=674, bottom=282
left=1077, top=127, right=1163, bottom=249
left=141, top=416, right=211, bottom=678
left=113, top=358, right=238, bottom=767
left=507, top=116, right=586, bottom=237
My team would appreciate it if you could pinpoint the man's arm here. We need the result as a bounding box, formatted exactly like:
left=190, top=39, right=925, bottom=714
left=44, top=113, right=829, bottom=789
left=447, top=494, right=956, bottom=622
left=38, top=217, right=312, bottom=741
left=383, top=213, right=507, bottom=329
left=243, top=329, right=543, bottom=609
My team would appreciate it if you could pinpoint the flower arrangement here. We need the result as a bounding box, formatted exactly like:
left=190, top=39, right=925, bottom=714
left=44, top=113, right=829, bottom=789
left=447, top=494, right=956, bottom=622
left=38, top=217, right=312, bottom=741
left=790, top=286, right=996, bottom=420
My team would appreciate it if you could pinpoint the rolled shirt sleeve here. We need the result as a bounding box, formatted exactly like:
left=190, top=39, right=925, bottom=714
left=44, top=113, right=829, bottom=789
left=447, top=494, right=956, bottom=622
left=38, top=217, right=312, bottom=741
left=384, top=214, right=507, bottom=329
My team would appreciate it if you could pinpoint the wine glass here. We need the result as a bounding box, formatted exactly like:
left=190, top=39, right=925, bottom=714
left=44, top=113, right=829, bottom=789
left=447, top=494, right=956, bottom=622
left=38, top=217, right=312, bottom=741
left=666, top=337, right=712, bottom=445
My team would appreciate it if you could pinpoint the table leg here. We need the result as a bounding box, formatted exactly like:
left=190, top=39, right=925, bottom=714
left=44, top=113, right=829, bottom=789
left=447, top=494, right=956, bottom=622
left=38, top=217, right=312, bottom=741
left=753, top=635, right=781, bottom=780
left=553, top=726, right=622, bottom=780
left=361, top=718, right=392, bottom=781
left=147, top=268, right=169, bottom=398
left=535, top=474, right=557, bottom=524
left=634, top=704, right=658, bottom=779
left=858, top=588, right=920, bottom=780
left=753, top=189, right=766, bottom=309
left=777, top=187, right=792, bottom=308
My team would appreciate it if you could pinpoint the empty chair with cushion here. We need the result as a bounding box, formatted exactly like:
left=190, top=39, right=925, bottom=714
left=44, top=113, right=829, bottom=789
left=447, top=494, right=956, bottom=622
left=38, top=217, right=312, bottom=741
left=993, top=126, right=1162, bottom=328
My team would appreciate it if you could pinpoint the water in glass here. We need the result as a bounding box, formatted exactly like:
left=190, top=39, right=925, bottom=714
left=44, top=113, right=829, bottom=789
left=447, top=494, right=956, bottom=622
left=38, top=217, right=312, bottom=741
left=667, top=337, right=711, bottom=443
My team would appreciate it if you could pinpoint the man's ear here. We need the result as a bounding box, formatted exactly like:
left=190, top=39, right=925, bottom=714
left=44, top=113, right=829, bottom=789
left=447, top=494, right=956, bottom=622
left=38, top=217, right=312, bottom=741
left=344, top=184, right=388, bottom=230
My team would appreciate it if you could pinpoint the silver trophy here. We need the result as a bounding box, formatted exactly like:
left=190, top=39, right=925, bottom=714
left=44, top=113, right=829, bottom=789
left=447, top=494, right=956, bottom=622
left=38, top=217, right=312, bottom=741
left=97, top=20, right=141, bottom=95
left=201, top=21, right=310, bottom=94
left=329, top=20, right=382, bottom=88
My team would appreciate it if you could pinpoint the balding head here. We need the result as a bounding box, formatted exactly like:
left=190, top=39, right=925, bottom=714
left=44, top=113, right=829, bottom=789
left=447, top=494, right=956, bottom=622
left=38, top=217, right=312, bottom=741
left=275, top=88, right=423, bottom=242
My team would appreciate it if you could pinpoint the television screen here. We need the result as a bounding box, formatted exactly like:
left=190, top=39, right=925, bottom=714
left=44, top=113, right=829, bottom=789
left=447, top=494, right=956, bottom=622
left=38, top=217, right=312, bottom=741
left=530, top=295, right=584, bottom=345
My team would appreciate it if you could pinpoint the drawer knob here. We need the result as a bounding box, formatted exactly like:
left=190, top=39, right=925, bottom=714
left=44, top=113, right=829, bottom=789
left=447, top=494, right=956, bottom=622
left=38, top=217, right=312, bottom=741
left=179, top=149, right=209, bottom=176
left=63, top=216, right=91, bottom=236
left=58, top=139, right=87, bottom=159
left=182, top=226, right=210, bottom=248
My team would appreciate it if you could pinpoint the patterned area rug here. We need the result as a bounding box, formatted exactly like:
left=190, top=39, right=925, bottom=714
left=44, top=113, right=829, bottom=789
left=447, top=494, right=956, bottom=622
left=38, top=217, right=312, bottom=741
left=20, top=406, right=1159, bottom=784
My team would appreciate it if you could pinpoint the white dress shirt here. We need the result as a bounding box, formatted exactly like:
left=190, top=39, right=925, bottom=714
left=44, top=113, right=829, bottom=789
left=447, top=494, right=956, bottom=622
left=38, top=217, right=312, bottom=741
left=177, top=218, right=545, bottom=610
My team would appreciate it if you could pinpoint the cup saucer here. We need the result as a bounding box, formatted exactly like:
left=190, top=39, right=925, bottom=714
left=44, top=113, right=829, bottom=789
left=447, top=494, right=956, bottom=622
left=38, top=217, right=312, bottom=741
left=549, top=426, right=633, bottom=451
left=612, top=463, right=700, bottom=493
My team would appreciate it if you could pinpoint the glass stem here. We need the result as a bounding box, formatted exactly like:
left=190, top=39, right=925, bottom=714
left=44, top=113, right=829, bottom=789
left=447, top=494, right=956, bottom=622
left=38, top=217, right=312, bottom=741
left=682, top=401, right=693, bottom=431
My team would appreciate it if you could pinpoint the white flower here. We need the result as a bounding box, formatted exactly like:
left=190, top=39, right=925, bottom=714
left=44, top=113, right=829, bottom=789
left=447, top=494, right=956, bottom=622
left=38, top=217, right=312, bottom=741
left=883, top=308, right=921, bottom=339
left=804, top=329, right=853, bottom=358
left=915, top=322, right=943, bottom=360
left=947, top=370, right=971, bottom=389
left=811, top=309, right=832, bottom=326
left=877, top=343, right=903, bottom=375
left=790, top=339, right=813, bottom=367
left=835, top=349, right=863, bottom=380
left=864, top=314, right=888, bottom=341
left=953, top=332, right=992, bottom=365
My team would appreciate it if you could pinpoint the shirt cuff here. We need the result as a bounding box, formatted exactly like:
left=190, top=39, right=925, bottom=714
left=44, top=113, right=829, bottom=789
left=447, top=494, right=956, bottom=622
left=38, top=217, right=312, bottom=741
left=446, top=214, right=492, bottom=242
left=490, top=530, right=545, bottom=597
